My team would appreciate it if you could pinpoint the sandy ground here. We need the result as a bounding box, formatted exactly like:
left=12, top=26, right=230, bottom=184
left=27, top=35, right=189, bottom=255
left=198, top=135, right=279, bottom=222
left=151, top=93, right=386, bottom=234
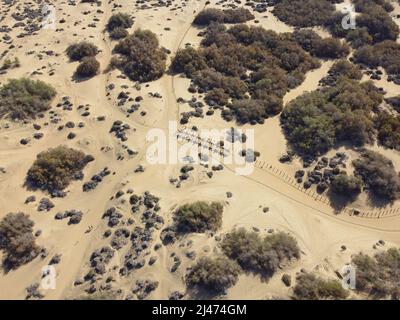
left=0, top=0, right=399, bottom=300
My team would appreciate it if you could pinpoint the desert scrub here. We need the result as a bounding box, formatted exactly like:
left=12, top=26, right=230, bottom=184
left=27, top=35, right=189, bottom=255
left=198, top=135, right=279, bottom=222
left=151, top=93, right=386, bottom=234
left=330, top=174, right=362, bottom=197
left=352, top=150, right=400, bottom=201
left=353, top=41, right=400, bottom=76
left=26, top=146, right=94, bottom=194
left=112, top=29, right=166, bottom=82
left=186, top=256, right=241, bottom=294
left=280, top=78, right=382, bottom=158
left=293, top=272, right=349, bottom=300
left=0, top=78, right=56, bottom=120
left=292, top=29, right=350, bottom=59
left=171, top=23, right=320, bottom=124
left=75, top=56, right=100, bottom=78
left=109, top=27, right=128, bottom=40
left=352, top=248, right=400, bottom=299
left=272, top=0, right=337, bottom=28
left=193, top=8, right=254, bottom=26
left=107, top=13, right=133, bottom=32
left=221, top=228, right=300, bottom=277
left=173, top=201, right=223, bottom=233
left=66, top=41, right=99, bottom=61
left=0, top=212, right=40, bottom=271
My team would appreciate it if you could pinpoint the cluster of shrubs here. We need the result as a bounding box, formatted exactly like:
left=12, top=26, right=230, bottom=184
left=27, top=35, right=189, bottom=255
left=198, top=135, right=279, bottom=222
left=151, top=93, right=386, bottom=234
left=319, top=59, right=362, bottom=87
left=107, top=13, right=133, bottom=40
left=0, top=78, right=56, bottom=120
left=280, top=77, right=383, bottom=157
left=186, top=256, right=241, bottom=294
left=0, top=212, right=40, bottom=271
left=330, top=173, right=363, bottom=199
left=352, top=150, right=400, bottom=201
left=376, top=111, right=400, bottom=151
left=292, top=272, right=349, bottom=300
left=26, top=146, right=94, bottom=195
left=66, top=41, right=100, bottom=78
left=272, top=0, right=338, bottom=28
left=221, top=228, right=300, bottom=277
left=76, top=57, right=100, bottom=78
left=173, top=201, right=223, bottom=233
left=293, top=30, right=350, bottom=59
left=186, top=228, right=300, bottom=294
left=66, top=41, right=98, bottom=61
left=171, top=23, right=320, bottom=124
left=353, top=41, right=400, bottom=77
left=352, top=248, right=400, bottom=299
left=352, top=1, right=399, bottom=44
left=193, top=8, right=254, bottom=26
left=111, top=29, right=167, bottom=82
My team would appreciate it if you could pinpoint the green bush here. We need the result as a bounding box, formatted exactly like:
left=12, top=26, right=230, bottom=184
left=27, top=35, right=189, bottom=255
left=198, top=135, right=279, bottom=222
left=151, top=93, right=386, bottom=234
left=0, top=78, right=56, bottom=120
left=186, top=256, right=241, bottom=293
left=66, top=41, right=98, bottom=61
left=107, top=13, right=133, bottom=32
left=221, top=228, right=300, bottom=277
left=353, top=150, right=400, bottom=201
left=0, top=212, right=40, bottom=271
left=27, top=146, right=94, bottom=194
left=76, top=56, right=100, bottom=78
left=112, top=29, right=166, bottom=82
left=173, top=201, right=223, bottom=233
left=293, top=272, right=349, bottom=300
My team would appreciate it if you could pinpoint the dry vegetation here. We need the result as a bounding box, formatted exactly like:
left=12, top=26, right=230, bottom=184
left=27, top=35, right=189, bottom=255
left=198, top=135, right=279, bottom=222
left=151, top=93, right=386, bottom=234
left=173, top=201, right=223, bottom=233
left=193, top=8, right=255, bottom=26
left=352, top=150, right=400, bottom=201
left=352, top=248, right=400, bottom=299
left=111, top=29, right=167, bottom=82
left=293, top=272, right=349, bottom=300
left=172, top=23, right=322, bottom=124
left=221, top=228, right=300, bottom=278
left=281, top=77, right=383, bottom=157
left=0, top=213, right=40, bottom=272
left=0, top=78, right=56, bottom=120
left=26, top=146, right=94, bottom=195
left=186, top=256, right=241, bottom=294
